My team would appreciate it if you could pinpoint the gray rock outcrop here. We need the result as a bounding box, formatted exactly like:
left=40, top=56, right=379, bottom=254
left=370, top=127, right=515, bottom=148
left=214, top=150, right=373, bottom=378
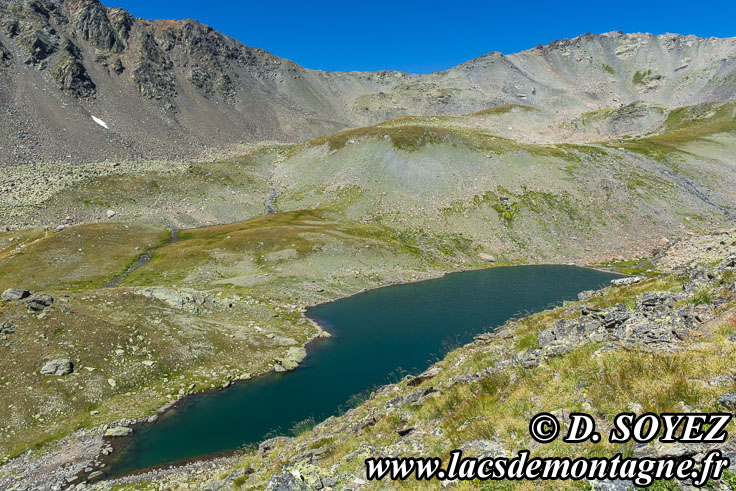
left=0, top=321, right=15, bottom=334
left=26, top=293, right=53, bottom=311
left=40, top=359, right=73, bottom=376
left=2, top=289, right=30, bottom=301
left=104, top=426, right=133, bottom=437
left=265, top=471, right=311, bottom=491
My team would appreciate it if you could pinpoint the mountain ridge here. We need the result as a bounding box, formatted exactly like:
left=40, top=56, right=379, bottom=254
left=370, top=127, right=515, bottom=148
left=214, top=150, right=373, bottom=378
left=1, top=0, right=736, bottom=164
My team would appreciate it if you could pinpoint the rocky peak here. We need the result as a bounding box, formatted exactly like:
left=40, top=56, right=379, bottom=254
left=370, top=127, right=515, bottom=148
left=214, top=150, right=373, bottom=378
left=52, top=36, right=95, bottom=97
left=2, top=1, right=62, bottom=67
left=64, top=0, right=131, bottom=53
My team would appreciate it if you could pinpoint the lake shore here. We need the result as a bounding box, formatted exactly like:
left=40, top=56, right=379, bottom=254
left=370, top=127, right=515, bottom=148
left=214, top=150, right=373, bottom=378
left=93, top=228, right=736, bottom=490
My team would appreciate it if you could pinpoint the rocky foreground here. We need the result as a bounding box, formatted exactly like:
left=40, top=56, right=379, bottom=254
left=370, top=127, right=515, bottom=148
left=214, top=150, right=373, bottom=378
left=0, top=229, right=728, bottom=490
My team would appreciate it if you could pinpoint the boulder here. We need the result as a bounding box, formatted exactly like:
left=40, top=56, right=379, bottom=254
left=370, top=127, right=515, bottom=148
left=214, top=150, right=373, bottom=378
left=407, top=365, right=441, bottom=386
left=259, top=436, right=289, bottom=458
left=26, top=293, right=53, bottom=311
left=0, top=39, right=11, bottom=67
left=478, top=253, right=496, bottom=262
left=637, top=292, right=675, bottom=309
left=632, top=440, right=700, bottom=459
left=458, top=439, right=506, bottom=459
left=265, top=471, right=310, bottom=491
left=538, top=318, right=589, bottom=348
left=603, top=310, right=631, bottom=328
left=717, top=393, right=736, bottom=410
left=721, top=254, right=736, bottom=269
left=135, top=287, right=203, bottom=313
left=0, top=321, right=15, bottom=334
left=515, top=349, right=542, bottom=368
left=590, top=479, right=635, bottom=490
left=577, top=290, right=598, bottom=301
left=52, top=38, right=96, bottom=98
left=283, top=461, right=325, bottom=490
left=104, top=426, right=133, bottom=437
left=2, top=288, right=30, bottom=301
left=611, top=276, right=642, bottom=286
left=397, top=426, right=414, bottom=436
left=276, top=347, right=307, bottom=371
left=40, top=359, right=73, bottom=376
left=17, top=26, right=59, bottom=67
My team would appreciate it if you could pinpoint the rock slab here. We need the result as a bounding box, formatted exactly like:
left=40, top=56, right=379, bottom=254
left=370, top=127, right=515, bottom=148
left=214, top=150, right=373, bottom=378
left=2, top=289, right=30, bottom=301
left=26, top=294, right=53, bottom=311
left=104, top=426, right=133, bottom=437
left=40, top=359, right=73, bottom=376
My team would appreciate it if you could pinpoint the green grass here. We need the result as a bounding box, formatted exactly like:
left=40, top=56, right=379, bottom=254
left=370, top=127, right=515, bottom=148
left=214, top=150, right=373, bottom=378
left=0, top=223, right=169, bottom=291
left=289, top=417, right=316, bottom=437
left=467, top=104, right=539, bottom=117
left=306, top=118, right=584, bottom=162
left=584, top=276, right=684, bottom=310
left=515, top=331, right=539, bottom=351
left=689, top=289, right=713, bottom=305
left=492, top=202, right=518, bottom=226
left=639, top=480, right=681, bottom=490
left=598, top=257, right=655, bottom=275
left=721, top=469, right=736, bottom=488
left=441, top=187, right=591, bottom=232
left=633, top=69, right=652, bottom=85
left=309, top=125, right=455, bottom=152
left=652, top=102, right=736, bottom=146
left=122, top=210, right=439, bottom=288
left=609, top=102, right=736, bottom=157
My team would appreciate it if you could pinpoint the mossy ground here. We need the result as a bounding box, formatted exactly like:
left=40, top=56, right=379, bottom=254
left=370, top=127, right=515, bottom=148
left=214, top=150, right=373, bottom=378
left=595, top=257, right=657, bottom=276
left=0, top=223, right=169, bottom=291
left=607, top=102, right=736, bottom=156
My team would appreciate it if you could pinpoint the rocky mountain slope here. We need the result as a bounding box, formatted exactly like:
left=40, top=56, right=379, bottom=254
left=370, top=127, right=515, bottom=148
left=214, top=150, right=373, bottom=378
left=0, top=2, right=735, bottom=489
left=1, top=0, right=736, bottom=164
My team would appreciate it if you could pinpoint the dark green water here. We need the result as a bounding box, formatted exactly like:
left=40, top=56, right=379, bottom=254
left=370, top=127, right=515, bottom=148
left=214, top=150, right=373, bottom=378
left=107, top=265, right=620, bottom=476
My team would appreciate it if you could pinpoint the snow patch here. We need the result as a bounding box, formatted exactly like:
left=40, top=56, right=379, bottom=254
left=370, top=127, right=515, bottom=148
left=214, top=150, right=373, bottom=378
left=91, top=116, right=109, bottom=129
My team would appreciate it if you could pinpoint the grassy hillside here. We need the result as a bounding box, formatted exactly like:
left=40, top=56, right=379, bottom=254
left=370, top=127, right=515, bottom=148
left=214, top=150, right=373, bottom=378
left=0, top=224, right=169, bottom=291
left=270, top=102, right=736, bottom=265
left=0, top=211, right=456, bottom=463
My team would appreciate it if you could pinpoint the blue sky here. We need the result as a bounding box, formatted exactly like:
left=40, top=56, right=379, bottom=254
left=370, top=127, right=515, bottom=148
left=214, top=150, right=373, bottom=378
left=104, top=0, right=736, bottom=73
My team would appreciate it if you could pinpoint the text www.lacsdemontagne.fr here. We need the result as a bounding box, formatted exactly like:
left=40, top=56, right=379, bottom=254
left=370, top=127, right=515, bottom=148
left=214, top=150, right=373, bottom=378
left=365, top=449, right=729, bottom=487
